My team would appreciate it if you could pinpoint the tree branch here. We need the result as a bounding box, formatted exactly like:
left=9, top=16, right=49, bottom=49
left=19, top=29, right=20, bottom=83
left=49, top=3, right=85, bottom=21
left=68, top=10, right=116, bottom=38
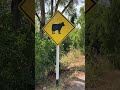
left=55, top=0, right=60, bottom=12
left=35, top=13, right=41, bottom=23
left=62, top=0, right=73, bottom=14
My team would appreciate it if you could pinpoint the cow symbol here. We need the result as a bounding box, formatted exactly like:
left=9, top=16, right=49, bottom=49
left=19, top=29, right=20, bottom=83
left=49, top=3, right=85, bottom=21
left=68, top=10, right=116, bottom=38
left=52, top=22, right=65, bottom=34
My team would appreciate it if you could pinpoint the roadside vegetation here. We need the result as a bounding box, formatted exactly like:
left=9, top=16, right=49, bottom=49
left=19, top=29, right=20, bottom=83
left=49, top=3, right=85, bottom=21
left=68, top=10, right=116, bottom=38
left=35, top=0, right=85, bottom=89
left=86, top=0, right=120, bottom=89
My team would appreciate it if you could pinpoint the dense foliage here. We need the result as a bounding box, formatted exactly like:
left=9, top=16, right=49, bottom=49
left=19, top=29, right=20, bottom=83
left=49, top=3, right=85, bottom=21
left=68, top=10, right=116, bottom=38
left=70, top=7, right=85, bottom=53
left=0, top=0, right=35, bottom=89
left=35, top=33, right=56, bottom=84
left=86, top=0, right=120, bottom=88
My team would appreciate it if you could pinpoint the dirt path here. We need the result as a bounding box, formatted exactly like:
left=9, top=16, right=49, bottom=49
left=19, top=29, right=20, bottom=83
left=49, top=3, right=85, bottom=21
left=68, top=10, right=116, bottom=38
left=36, top=55, right=85, bottom=90
left=36, top=71, right=85, bottom=90
left=62, top=55, right=85, bottom=90
left=62, top=71, right=85, bottom=90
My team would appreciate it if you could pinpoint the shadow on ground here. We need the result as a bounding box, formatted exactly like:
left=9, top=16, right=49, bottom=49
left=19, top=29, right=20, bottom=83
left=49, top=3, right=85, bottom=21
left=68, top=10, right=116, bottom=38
left=62, top=74, right=85, bottom=90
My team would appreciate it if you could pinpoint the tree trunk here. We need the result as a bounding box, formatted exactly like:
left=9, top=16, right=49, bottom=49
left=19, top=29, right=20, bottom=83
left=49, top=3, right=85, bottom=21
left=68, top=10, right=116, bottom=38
left=11, top=0, right=21, bottom=31
left=51, top=0, right=53, bottom=17
left=40, top=0, right=45, bottom=39
left=55, top=0, right=60, bottom=12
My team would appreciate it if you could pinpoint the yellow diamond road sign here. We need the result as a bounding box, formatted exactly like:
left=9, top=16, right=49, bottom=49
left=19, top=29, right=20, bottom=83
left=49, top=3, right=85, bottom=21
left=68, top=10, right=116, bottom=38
left=18, top=0, right=34, bottom=24
left=43, top=11, right=75, bottom=45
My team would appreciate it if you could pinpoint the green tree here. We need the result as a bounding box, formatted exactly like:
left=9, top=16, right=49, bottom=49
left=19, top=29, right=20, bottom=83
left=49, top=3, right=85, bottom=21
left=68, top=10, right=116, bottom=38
left=69, top=6, right=85, bottom=53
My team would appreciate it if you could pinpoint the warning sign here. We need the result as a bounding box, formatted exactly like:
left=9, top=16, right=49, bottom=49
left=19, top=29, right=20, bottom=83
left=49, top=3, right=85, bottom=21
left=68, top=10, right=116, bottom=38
left=43, top=11, right=75, bottom=45
left=85, top=0, right=96, bottom=14
left=18, top=0, right=35, bottom=24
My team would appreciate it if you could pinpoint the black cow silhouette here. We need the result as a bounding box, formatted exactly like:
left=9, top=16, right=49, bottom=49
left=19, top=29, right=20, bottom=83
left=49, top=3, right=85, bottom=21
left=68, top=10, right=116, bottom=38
left=52, top=22, right=65, bottom=34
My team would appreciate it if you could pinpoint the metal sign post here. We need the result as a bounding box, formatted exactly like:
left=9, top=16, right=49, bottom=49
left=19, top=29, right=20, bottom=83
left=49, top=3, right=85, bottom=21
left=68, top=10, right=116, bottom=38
left=56, top=45, right=59, bottom=87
